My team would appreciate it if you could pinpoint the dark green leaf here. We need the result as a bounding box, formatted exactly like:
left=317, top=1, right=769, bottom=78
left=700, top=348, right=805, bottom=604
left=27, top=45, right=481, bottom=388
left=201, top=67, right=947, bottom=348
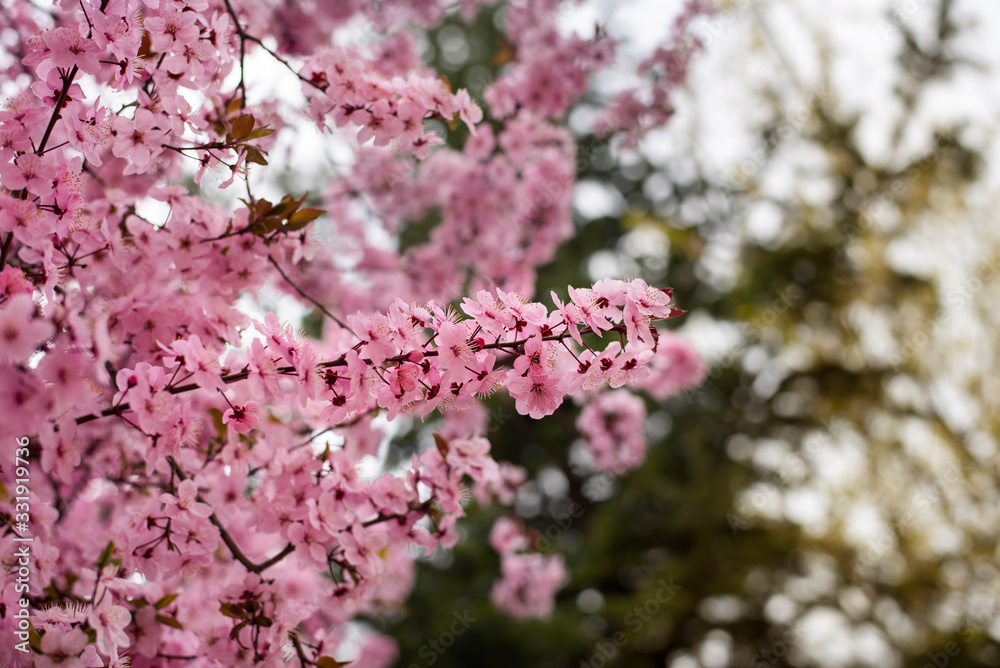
left=155, top=614, right=184, bottom=630
left=94, top=541, right=115, bottom=569
left=154, top=592, right=178, bottom=610
left=219, top=602, right=244, bottom=619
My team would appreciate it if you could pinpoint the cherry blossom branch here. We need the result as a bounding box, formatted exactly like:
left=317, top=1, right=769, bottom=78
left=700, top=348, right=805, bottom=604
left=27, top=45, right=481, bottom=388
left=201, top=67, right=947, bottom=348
left=267, top=254, right=349, bottom=329
left=1, top=58, right=81, bottom=271
left=221, top=0, right=325, bottom=91
left=360, top=498, right=434, bottom=528
left=166, top=456, right=295, bottom=575
left=37, top=64, right=79, bottom=154
left=73, top=318, right=669, bottom=426
left=0, top=0, right=709, bottom=658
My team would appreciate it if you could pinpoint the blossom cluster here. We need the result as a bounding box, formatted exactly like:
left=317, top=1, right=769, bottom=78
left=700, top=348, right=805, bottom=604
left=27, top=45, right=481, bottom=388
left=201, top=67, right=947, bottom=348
left=577, top=390, right=649, bottom=473
left=595, top=0, right=714, bottom=144
left=489, top=517, right=566, bottom=620
left=0, top=0, right=706, bottom=665
left=106, top=277, right=683, bottom=477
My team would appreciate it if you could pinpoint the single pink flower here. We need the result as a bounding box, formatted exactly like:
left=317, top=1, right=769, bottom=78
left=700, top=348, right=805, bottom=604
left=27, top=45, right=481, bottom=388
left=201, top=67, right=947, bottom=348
left=222, top=400, right=260, bottom=433
left=0, top=293, right=54, bottom=362
left=161, top=479, right=214, bottom=518
left=88, top=597, right=131, bottom=656
left=111, top=108, right=166, bottom=171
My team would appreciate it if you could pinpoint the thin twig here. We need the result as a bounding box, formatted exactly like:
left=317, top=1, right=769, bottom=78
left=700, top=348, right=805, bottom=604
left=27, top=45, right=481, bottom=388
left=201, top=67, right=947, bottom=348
left=268, top=254, right=349, bottom=329
left=166, top=456, right=294, bottom=575
left=221, top=0, right=325, bottom=91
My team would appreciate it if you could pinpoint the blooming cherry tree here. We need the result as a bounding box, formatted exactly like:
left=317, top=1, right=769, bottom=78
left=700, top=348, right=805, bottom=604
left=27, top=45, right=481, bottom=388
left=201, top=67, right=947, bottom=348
left=0, top=0, right=709, bottom=665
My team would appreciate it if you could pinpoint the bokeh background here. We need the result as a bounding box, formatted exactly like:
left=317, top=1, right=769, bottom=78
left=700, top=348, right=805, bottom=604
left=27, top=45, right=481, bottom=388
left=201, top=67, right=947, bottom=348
left=340, top=0, right=1000, bottom=666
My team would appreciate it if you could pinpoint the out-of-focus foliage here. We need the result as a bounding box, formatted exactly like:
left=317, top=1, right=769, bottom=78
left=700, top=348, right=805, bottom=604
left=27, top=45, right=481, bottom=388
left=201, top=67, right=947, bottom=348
left=377, top=0, right=1000, bottom=666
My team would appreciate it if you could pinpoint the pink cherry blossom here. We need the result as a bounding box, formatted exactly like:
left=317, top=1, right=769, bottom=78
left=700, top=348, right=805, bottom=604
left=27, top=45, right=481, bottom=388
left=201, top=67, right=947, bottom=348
left=490, top=516, right=529, bottom=554
left=222, top=399, right=260, bottom=433
left=88, top=597, right=131, bottom=656
left=0, top=293, right=54, bottom=362
left=160, top=479, right=214, bottom=518
left=638, top=331, right=706, bottom=400
left=0, top=0, right=703, bottom=661
left=506, top=370, right=564, bottom=419
left=577, top=389, right=648, bottom=474
left=491, top=552, right=566, bottom=620
left=111, top=108, right=166, bottom=172
left=36, top=627, right=100, bottom=668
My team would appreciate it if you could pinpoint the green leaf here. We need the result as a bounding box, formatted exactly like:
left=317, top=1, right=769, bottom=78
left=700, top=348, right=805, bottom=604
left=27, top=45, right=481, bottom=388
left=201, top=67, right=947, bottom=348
left=287, top=208, right=324, bottom=229
left=302, top=309, right=324, bottom=340
left=243, top=127, right=276, bottom=140
left=154, top=592, right=178, bottom=610
left=207, top=407, right=227, bottom=438
left=219, top=602, right=245, bottom=619
left=94, top=541, right=115, bottom=569
left=155, top=614, right=184, bottom=630
left=229, top=619, right=248, bottom=640
left=245, top=146, right=268, bottom=166
left=231, top=113, right=255, bottom=141
left=256, top=615, right=273, bottom=627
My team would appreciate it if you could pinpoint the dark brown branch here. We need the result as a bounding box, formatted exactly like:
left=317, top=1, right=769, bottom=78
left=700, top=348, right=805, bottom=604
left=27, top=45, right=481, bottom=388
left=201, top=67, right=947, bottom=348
left=166, top=456, right=294, bottom=575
